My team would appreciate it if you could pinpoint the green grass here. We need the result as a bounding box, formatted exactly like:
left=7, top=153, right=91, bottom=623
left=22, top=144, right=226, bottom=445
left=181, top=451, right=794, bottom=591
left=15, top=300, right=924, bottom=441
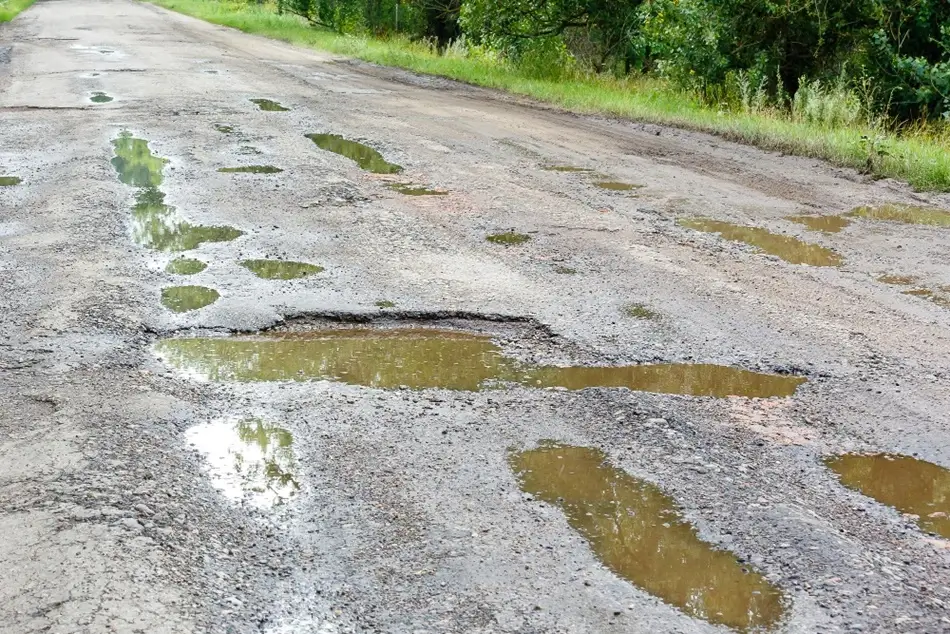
left=0, top=0, right=36, bottom=21
left=148, top=0, right=950, bottom=192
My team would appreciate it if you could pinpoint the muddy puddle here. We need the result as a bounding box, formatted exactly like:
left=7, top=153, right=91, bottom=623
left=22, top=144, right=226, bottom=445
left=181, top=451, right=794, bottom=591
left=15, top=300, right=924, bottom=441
left=825, top=453, right=950, bottom=538
left=786, top=215, right=851, bottom=233
left=218, top=165, right=283, bottom=174
left=161, top=285, right=220, bottom=313
left=241, top=259, right=323, bottom=280
left=112, top=135, right=244, bottom=251
left=187, top=418, right=299, bottom=506
left=878, top=275, right=950, bottom=308
left=90, top=91, right=113, bottom=103
left=877, top=274, right=918, bottom=286
left=389, top=183, right=447, bottom=196
left=156, top=327, right=805, bottom=397
left=680, top=219, right=843, bottom=266
left=250, top=98, right=289, bottom=112
left=0, top=176, right=21, bottom=186
left=595, top=181, right=642, bottom=191
left=511, top=443, right=786, bottom=631
left=166, top=257, right=207, bottom=275
left=305, top=133, right=402, bottom=174
left=625, top=303, right=659, bottom=319
left=486, top=232, right=531, bottom=245
left=376, top=300, right=396, bottom=308
left=213, top=124, right=234, bottom=134
left=847, top=204, right=950, bottom=227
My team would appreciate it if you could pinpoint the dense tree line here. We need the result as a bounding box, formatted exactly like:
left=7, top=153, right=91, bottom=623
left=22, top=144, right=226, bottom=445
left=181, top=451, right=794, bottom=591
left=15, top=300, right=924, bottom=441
left=276, top=0, right=950, bottom=122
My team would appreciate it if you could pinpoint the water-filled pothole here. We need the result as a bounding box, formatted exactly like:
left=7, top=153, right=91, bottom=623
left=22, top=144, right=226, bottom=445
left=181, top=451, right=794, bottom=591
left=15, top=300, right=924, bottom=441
left=786, top=215, right=851, bottom=233
left=389, top=183, right=448, bottom=196
left=161, top=285, right=220, bottom=313
left=155, top=327, right=805, bottom=397
left=250, top=98, right=289, bottom=112
left=90, top=91, right=113, bottom=103
left=878, top=274, right=950, bottom=307
left=376, top=300, right=396, bottom=308
left=877, top=274, right=918, bottom=286
left=187, top=418, right=299, bottom=506
left=213, top=124, right=234, bottom=133
left=825, top=453, right=950, bottom=538
left=543, top=166, right=595, bottom=173
left=305, top=133, right=402, bottom=174
left=595, top=181, right=642, bottom=191
left=0, top=176, right=21, bottom=186
left=486, top=232, right=531, bottom=246
left=166, top=258, right=207, bottom=275
left=624, top=303, right=659, bottom=319
left=846, top=204, right=950, bottom=227
left=241, top=259, right=324, bottom=280
left=680, top=218, right=843, bottom=266
left=218, top=165, right=283, bottom=174
left=112, top=135, right=244, bottom=251
left=512, top=443, right=786, bottom=632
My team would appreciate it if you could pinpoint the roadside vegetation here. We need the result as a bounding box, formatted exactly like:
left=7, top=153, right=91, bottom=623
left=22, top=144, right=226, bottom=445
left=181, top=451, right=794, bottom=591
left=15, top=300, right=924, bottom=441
left=149, top=0, right=950, bottom=191
left=0, top=0, right=35, bottom=21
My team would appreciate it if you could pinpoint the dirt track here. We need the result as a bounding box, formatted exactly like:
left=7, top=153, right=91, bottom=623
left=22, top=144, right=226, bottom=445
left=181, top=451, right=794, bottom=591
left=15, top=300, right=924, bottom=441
left=3, top=1, right=950, bottom=632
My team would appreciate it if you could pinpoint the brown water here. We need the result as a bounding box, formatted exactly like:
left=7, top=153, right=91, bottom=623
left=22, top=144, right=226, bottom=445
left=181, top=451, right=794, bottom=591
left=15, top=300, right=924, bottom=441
left=825, top=453, right=950, bottom=538
left=305, top=133, right=403, bottom=174
left=847, top=204, right=950, bottom=227
left=155, top=328, right=805, bottom=397
left=511, top=444, right=787, bottom=632
left=680, top=219, right=843, bottom=266
left=241, top=259, right=324, bottom=280
left=786, top=215, right=851, bottom=233
left=877, top=274, right=918, bottom=286
left=161, top=285, right=220, bottom=313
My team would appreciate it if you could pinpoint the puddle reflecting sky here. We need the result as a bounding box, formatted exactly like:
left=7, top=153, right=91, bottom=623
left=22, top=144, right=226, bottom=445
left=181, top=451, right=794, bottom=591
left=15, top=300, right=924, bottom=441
left=250, top=98, right=289, bottom=112
left=161, top=285, right=220, bottom=313
left=511, top=443, right=786, bottom=631
left=389, top=183, right=448, bottom=196
left=825, top=453, right=950, bottom=538
left=166, top=257, right=207, bottom=275
left=680, top=218, right=843, bottom=266
left=156, top=328, right=805, bottom=397
left=241, top=259, right=324, bottom=280
left=786, top=215, right=851, bottom=233
left=305, top=133, right=402, bottom=174
left=187, top=418, right=299, bottom=507
left=847, top=204, right=950, bottom=227
left=0, top=176, right=21, bottom=186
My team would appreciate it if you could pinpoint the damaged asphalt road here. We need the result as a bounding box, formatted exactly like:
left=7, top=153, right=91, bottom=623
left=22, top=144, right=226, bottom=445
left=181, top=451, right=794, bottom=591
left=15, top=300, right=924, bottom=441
left=3, top=0, right=950, bottom=632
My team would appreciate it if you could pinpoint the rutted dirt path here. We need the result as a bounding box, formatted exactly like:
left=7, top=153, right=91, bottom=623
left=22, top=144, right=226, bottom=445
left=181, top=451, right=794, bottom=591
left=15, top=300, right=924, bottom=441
left=2, top=0, right=950, bottom=632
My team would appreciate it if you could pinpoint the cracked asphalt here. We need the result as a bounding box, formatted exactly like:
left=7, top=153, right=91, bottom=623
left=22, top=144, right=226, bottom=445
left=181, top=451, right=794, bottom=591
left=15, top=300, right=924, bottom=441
left=3, top=0, right=950, bottom=632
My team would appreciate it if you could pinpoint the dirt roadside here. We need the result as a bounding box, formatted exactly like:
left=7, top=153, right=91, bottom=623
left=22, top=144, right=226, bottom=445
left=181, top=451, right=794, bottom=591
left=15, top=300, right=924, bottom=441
left=2, top=0, right=950, bottom=632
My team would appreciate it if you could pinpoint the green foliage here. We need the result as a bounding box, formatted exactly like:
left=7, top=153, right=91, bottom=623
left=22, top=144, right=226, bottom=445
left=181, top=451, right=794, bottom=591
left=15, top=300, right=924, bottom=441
left=0, top=0, right=36, bottom=22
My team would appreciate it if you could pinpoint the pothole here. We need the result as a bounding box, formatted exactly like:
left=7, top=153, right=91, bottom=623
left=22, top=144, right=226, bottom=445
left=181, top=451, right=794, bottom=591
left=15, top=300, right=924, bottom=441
left=486, top=232, right=531, bottom=246
left=679, top=218, right=843, bottom=266
left=877, top=274, right=918, bottom=286
left=825, top=453, right=950, bottom=538
left=786, top=215, right=851, bottom=233
left=305, top=133, right=403, bottom=174
left=240, top=259, right=324, bottom=280
left=0, top=176, right=21, bottom=186
left=388, top=183, right=448, bottom=196
left=90, top=91, right=113, bottom=103
left=217, top=165, right=283, bottom=174
left=594, top=181, right=643, bottom=191
left=846, top=204, right=950, bottom=227
left=161, top=285, right=220, bottom=313
left=624, top=303, right=659, bottom=319
left=554, top=266, right=577, bottom=274
left=375, top=300, right=396, bottom=309
left=511, top=443, right=787, bottom=632
left=112, top=134, right=244, bottom=251
left=166, top=258, right=207, bottom=275
left=542, top=165, right=595, bottom=173
left=155, top=326, right=806, bottom=397
left=186, top=418, right=299, bottom=507
left=250, top=98, right=289, bottom=112
left=213, top=124, right=234, bottom=133
left=878, top=274, right=950, bottom=307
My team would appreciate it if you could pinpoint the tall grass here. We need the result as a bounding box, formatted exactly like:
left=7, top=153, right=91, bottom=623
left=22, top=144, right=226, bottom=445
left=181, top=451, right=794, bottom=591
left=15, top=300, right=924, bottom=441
left=149, top=0, right=950, bottom=192
left=0, top=0, right=36, bottom=22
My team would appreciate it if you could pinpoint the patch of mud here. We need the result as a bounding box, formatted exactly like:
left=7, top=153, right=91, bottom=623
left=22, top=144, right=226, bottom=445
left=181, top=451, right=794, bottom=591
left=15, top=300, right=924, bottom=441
left=511, top=443, right=787, bottom=632
left=877, top=274, right=918, bottom=286
left=240, top=259, right=323, bottom=280
left=901, top=287, right=950, bottom=308
left=786, top=215, right=851, bottom=233
left=165, top=258, right=207, bottom=275
left=680, top=218, right=843, bottom=266
left=825, top=453, right=950, bottom=538
left=388, top=183, right=447, bottom=196
left=554, top=266, right=577, bottom=274
left=594, top=181, right=643, bottom=191
left=486, top=232, right=531, bottom=246
left=155, top=327, right=805, bottom=397
left=112, top=134, right=244, bottom=251
left=847, top=204, right=950, bottom=227
left=90, top=91, right=113, bottom=103
left=249, top=98, right=289, bottom=112
left=305, top=133, right=402, bottom=174
left=218, top=165, right=283, bottom=174
left=0, top=176, right=22, bottom=187
left=624, top=303, right=659, bottom=319
left=161, top=285, right=220, bottom=313
left=186, top=418, right=299, bottom=507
